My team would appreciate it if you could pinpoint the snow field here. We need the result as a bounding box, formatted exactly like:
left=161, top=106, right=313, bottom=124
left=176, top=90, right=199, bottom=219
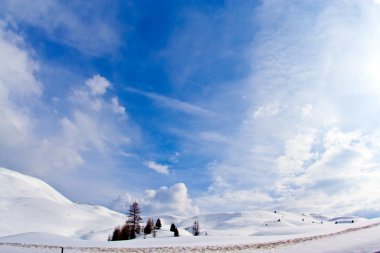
left=2, top=167, right=380, bottom=253
left=2, top=222, right=380, bottom=253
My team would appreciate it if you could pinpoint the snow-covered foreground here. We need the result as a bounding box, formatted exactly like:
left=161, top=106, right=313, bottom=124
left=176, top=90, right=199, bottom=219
left=2, top=221, right=380, bottom=253
left=1, top=167, right=380, bottom=253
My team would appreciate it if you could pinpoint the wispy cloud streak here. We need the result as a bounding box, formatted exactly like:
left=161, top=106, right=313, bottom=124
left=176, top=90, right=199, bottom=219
left=125, top=87, right=214, bottom=117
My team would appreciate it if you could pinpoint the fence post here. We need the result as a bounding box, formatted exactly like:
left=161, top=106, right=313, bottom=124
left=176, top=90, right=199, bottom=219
left=61, top=247, right=64, bottom=253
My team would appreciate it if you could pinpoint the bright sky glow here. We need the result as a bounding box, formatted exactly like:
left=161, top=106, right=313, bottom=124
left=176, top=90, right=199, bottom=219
left=1, top=0, right=380, bottom=218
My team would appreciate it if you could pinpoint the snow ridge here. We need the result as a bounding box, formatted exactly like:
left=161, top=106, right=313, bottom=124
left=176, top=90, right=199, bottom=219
left=0, top=167, right=125, bottom=239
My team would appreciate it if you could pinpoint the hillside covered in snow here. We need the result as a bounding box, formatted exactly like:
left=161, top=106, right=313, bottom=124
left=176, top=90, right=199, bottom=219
left=0, top=167, right=126, bottom=240
left=1, top=167, right=380, bottom=253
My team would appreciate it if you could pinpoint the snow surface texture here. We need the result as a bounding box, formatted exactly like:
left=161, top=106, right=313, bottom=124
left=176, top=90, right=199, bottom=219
left=0, top=167, right=126, bottom=240
left=1, top=167, right=380, bottom=253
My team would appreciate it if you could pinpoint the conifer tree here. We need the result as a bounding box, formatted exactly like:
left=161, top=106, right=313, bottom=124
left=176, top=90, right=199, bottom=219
left=127, top=201, right=142, bottom=235
left=192, top=220, right=200, bottom=236
left=130, top=229, right=136, bottom=239
left=143, top=218, right=153, bottom=235
left=152, top=226, right=157, bottom=238
left=174, top=228, right=179, bottom=237
left=120, top=224, right=131, bottom=240
left=170, top=223, right=176, bottom=232
left=111, top=226, right=121, bottom=241
left=155, top=218, right=162, bottom=229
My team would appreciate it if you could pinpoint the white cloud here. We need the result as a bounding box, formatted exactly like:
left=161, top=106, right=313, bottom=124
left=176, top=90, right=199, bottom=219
left=111, top=183, right=199, bottom=216
left=142, top=183, right=199, bottom=216
left=197, top=189, right=273, bottom=213
left=0, top=0, right=120, bottom=55
left=169, top=152, right=181, bottom=163
left=70, top=75, right=127, bottom=120
left=0, top=23, right=41, bottom=100
left=125, top=87, right=213, bottom=117
left=275, top=130, right=317, bottom=175
left=144, top=161, right=170, bottom=175
left=199, top=131, right=228, bottom=143
left=70, top=89, right=103, bottom=111
left=253, top=102, right=283, bottom=119
left=0, top=23, right=40, bottom=152
left=111, top=97, right=126, bottom=115
left=301, top=104, right=313, bottom=118
left=202, top=129, right=380, bottom=215
left=86, top=74, right=111, bottom=96
left=272, top=128, right=380, bottom=216
left=0, top=21, right=132, bottom=207
left=202, top=0, right=380, bottom=216
left=109, top=192, right=134, bottom=213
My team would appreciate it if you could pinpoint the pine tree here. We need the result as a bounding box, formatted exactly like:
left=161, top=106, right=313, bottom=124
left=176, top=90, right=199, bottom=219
left=127, top=201, right=142, bottom=235
left=170, top=223, right=176, bottom=232
left=152, top=226, right=157, bottom=238
left=143, top=218, right=153, bottom=235
left=192, top=220, right=200, bottom=236
left=130, top=229, right=136, bottom=239
left=120, top=224, right=131, bottom=240
left=155, top=218, right=162, bottom=229
left=111, top=226, right=121, bottom=241
left=174, top=228, right=179, bottom=237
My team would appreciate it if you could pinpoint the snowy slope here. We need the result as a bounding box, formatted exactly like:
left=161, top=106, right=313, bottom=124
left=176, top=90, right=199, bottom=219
left=1, top=220, right=380, bottom=253
left=1, top=167, right=380, bottom=253
left=177, top=210, right=365, bottom=237
left=0, top=167, right=125, bottom=240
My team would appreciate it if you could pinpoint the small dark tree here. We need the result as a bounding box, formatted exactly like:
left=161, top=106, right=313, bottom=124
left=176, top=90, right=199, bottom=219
left=155, top=218, right=162, bottom=229
left=192, top=220, right=200, bottom=236
left=144, top=218, right=153, bottom=235
left=127, top=201, right=142, bottom=235
left=170, top=223, right=176, bottom=232
left=152, top=226, right=157, bottom=238
left=174, top=228, right=179, bottom=237
left=111, top=226, right=121, bottom=241
left=120, top=224, right=131, bottom=240
left=130, top=229, right=136, bottom=239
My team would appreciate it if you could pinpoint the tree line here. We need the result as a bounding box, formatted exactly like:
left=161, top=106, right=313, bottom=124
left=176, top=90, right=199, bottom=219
left=109, top=201, right=201, bottom=241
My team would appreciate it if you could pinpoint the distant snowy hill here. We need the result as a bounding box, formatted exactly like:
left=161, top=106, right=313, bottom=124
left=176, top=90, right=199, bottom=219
left=0, top=167, right=125, bottom=240
left=2, top=167, right=380, bottom=253
left=177, top=210, right=366, bottom=237
left=0, top=167, right=368, bottom=240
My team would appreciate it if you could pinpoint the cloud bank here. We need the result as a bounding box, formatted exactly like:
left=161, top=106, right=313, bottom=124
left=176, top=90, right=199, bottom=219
left=0, top=21, right=133, bottom=203
left=111, top=183, right=199, bottom=216
left=1, top=0, right=120, bottom=55
left=201, top=0, right=380, bottom=217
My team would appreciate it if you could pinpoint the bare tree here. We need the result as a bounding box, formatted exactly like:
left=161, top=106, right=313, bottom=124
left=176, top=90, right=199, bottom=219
left=127, top=201, right=142, bottom=235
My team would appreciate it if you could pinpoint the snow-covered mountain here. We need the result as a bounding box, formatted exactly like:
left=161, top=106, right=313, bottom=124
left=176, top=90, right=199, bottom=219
left=1, top=167, right=380, bottom=253
left=0, top=167, right=125, bottom=240
left=0, top=167, right=368, bottom=239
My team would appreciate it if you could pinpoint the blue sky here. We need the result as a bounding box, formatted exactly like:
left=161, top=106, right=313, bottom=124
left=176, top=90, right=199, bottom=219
left=1, top=0, right=380, bottom=217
